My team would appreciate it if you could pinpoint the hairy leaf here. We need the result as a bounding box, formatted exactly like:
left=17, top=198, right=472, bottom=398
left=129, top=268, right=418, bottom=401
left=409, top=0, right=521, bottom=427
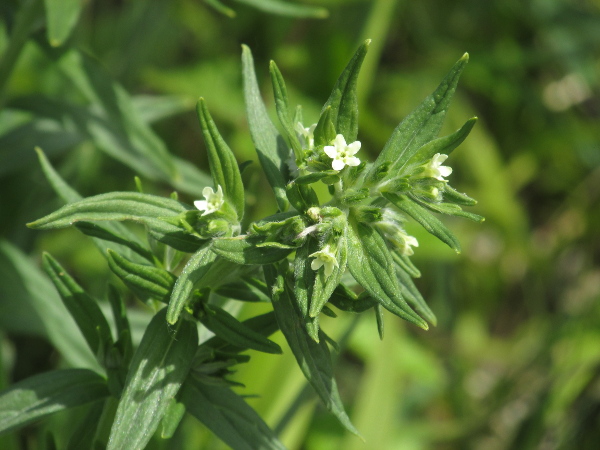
left=107, top=309, right=197, bottom=450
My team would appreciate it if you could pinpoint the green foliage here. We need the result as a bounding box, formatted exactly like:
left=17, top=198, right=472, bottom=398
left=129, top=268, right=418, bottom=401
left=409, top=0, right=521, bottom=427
left=2, top=0, right=598, bottom=448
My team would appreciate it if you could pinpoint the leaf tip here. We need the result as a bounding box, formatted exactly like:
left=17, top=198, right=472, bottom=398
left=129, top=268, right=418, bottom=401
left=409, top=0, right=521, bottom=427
left=461, top=52, right=470, bottom=62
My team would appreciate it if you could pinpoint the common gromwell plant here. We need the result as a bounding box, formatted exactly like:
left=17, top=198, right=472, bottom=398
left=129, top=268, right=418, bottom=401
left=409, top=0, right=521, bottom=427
left=3, top=41, right=482, bottom=448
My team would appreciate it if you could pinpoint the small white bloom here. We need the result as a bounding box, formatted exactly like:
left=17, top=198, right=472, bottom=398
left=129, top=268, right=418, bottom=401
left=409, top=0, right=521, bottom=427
left=399, top=234, right=419, bottom=256
left=309, top=245, right=339, bottom=277
left=323, top=134, right=361, bottom=171
left=295, top=122, right=317, bottom=150
left=425, top=153, right=453, bottom=181
left=194, top=185, right=224, bottom=216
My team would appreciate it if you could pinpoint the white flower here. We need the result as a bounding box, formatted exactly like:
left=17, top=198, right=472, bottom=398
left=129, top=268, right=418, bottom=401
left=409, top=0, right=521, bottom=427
left=194, top=185, right=224, bottom=216
left=309, top=245, right=339, bottom=277
left=295, top=122, right=317, bottom=150
left=323, top=134, right=361, bottom=171
left=399, top=234, right=419, bottom=256
left=425, top=153, right=453, bottom=181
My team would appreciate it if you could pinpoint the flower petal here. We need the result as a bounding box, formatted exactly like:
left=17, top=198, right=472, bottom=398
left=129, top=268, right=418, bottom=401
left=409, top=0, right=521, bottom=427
left=194, top=200, right=207, bottom=211
left=345, top=156, right=360, bottom=167
left=202, top=186, right=214, bottom=198
left=347, top=141, right=361, bottom=155
left=324, top=145, right=337, bottom=159
left=331, top=159, right=345, bottom=171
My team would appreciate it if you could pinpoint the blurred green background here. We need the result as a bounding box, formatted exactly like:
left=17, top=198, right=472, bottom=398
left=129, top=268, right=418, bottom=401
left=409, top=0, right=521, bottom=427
left=1, top=0, right=599, bottom=448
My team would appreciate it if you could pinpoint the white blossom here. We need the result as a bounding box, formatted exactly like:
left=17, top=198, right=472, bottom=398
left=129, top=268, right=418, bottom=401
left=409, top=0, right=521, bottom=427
left=425, top=153, right=453, bottom=181
left=194, top=185, right=224, bottom=216
left=309, top=245, right=339, bottom=277
left=295, top=122, right=317, bottom=150
left=323, top=134, right=361, bottom=171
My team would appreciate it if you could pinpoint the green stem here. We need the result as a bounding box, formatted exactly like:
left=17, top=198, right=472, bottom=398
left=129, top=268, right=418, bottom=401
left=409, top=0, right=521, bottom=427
left=0, top=0, right=43, bottom=103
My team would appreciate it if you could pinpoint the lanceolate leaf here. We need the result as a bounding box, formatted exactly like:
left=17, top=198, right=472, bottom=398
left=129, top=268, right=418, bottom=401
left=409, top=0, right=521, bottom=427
left=411, top=196, right=485, bottom=223
left=167, top=245, right=217, bottom=324
left=0, top=369, right=109, bottom=435
left=42, top=253, right=113, bottom=361
left=107, top=309, right=197, bottom=450
left=35, top=148, right=153, bottom=263
left=211, top=235, right=295, bottom=265
left=106, top=250, right=176, bottom=304
left=27, top=192, right=204, bottom=252
left=197, top=98, right=245, bottom=219
left=181, top=379, right=286, bottom=450
left=242, top=45, right=290, bottom=211
left=346, top=220, right=428, bottom=330
left=44, top=0, right=83, bottom=47
left=269, top=61, right=302, bottom=159
left=369, top=53, right=469, bottom=182
left=233, top=0, right=328, bottom=18
left=383, top=192, right=461, bottom=253
left=321, top=40, right=370, bottom=143
left=196, top=304, right=282, bottom=354
left=395, top=267, right=437, bottom=326
left=264, top=265, right=360, bottom=436
left=406, top=117, right=477, bottom=166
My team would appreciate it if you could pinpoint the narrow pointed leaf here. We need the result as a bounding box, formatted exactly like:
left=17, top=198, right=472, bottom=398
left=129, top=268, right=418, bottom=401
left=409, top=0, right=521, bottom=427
left=27, top=192, right=204, bottom=252
left=269, top=61, right=302, bottom=159
left=0, top=369, right=109, bottom=434
left=369, top=53, right=469, bottom=182
left=181, top=379, right=286, bottom=450
left=407, top=117, right=477, bottom=166
left=443, top=184, right=478, bottom=206
left=215, top=276, right=271, bottom=303
left=199, top=311, right=280, bottom=354
left=36, top=148, right=153, bottom=263
left=395, top=267, right=436, bottom=326
left=44, top=0, right=83, bottom=47
left=106, top=250, right=176, bottom=304
left=383, top=192, right=461, bottom=252
left=264, top=265, right=360, bottom=436
left=107, top=309, right=197, bottom=450
left=242, top=45, right=290, bottom=211
left=42, top=253, right=113, bottom=360
left=321, top=40, right=370, bottom=142
left=167, top=245, right=217, bottom=324
left=211, top=235, right=295, bottom=265
left=233, top=0, right=328, bottom=18
left=196, top=304, right=282, bottom=354
left=197, top=99, right=245, bottom=219
left=346, top=220, right=428, bottom=329
left=412, top=197, right=485, bottom=223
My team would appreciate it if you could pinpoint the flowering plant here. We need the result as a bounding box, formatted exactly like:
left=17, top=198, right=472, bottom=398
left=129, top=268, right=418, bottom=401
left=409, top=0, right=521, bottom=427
left=11, top=41, right=481, bottom=448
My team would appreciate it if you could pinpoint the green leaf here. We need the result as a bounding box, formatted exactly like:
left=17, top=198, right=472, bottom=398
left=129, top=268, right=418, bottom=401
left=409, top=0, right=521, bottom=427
left=199, top=311, right=280, bottom=354
left=295, top=170, right=338, bottom=185
left=369, top=53, right=469, bottom=182
left=313, top=106, right=337, bottom=147
left=309, top=230, right=348, bottom=318
left=181, top=378, right=286, bottom=450
left=346, top=220, right=428, bottom=329
left=197, top=98, right=245, bottom=219
left=106, top=285, right=133, bottom=367
left=242, top=45, right=290, bottom=211
left=107, top=308, right=198, bottom=450
left=395, top=266, right=437, bottom=326
left=203, top=0, right=236, bottom=17
left=264, top=265, right=360, bottom=436
left=269, top=60, right=303, bottom=160
left=167, top=245, right=217, bottom=324
left=321, top=40, right=370, bottom=143
left=211, top=235, right=295, bottom=265
left=44, top=0, right=83, bottom=47
left=27, top=191, right=205, bottom=253
left=195, top=303, right=282, bottom=354
left=0, top=369, right=109, bottom=435
left=292, top=238, right=320, bottom=340
left=233, top=0, right=328, bottom=18
left=383, top=192, right=461, bottom=253
left=106, top=250, right=176, bottom=304
left=215, top=276, right=271, bottom=302
left=42, top=253, right=113, bottom=362
left=66, top=401, right=105, bottom=450
left=411, top=197, right=485, bottom=223
left=160, top=399, right=186, bottom=439
left=406, top=117, right=477, bottom=166
left=443, top=184, right=478, bottom=206
left=285, top=181, right=320, bottom=213
left=0, top=241, right=97, bottom=369
left=35, top=147, right=153, bottom=263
